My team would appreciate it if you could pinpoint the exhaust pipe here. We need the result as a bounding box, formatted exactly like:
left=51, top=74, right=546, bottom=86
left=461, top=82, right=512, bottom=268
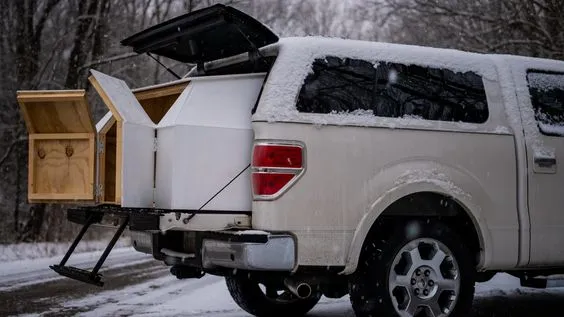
left=284, top=278, right=312, bottom=299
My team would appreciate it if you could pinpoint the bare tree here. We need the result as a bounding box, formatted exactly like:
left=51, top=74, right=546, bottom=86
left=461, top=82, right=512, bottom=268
left=369, top=0, right=564, bottom=59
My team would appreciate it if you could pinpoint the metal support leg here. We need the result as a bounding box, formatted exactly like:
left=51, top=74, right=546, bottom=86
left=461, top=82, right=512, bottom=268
left=50, top=215, right=129, bottom=287
left=91, top=216, right=129, bottom=276
left=59, top=215, right=94, bottom=266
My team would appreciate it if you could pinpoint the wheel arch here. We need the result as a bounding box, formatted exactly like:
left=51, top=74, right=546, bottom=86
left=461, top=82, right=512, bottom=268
left=342, top=174, right=492, bottom=275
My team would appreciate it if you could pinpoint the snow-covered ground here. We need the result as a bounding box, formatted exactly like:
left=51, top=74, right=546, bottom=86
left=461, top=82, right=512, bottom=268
left=0, top=238, right=131, bottom=263
left=2, top=248, right=564, bottom=316
left=0, top=247, right=149, bottom=292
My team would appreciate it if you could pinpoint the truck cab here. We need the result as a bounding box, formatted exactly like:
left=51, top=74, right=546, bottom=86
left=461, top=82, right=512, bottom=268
left=16, top=4, right=564, bottom=317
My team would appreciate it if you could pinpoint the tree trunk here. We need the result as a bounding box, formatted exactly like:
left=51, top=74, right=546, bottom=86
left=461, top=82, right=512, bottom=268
left=65, top=0, right=101, bottom=89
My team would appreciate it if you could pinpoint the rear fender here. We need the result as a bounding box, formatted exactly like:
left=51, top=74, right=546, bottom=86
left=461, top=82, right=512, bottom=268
left=341, top=161, right=493, bottom=275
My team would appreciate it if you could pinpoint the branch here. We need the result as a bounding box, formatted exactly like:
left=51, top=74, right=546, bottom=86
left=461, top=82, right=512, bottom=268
left=488, top=39, right=556, bottom=51
left=0, top=137, right=27, bottom=168
left=79, top=52, right=139, bottom=70
left=33, top=0, right=63, bottom=45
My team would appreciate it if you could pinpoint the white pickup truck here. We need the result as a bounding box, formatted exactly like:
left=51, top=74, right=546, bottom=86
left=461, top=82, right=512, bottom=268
left=16, top=4, right=564, bottom=317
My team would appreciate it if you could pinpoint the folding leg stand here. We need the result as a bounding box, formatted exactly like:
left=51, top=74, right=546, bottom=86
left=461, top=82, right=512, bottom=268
left=50, top=215, right=129, bottom=287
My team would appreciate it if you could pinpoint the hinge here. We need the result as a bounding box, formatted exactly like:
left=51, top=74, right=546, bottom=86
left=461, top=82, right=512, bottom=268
left=153, top=137, right=158, bottom=152
left=97, top=139, right=104, bottom=154
left=95, top=184, right=104, bottom=198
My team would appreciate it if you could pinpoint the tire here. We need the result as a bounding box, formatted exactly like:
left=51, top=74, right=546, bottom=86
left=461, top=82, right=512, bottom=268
left=349, top=218, right=475, bottom=317
left=225, top=275, right=321, bottom=317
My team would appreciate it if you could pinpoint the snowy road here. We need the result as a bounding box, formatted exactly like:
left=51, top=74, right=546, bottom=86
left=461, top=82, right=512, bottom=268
left=2, top=248, right=564, bottom=316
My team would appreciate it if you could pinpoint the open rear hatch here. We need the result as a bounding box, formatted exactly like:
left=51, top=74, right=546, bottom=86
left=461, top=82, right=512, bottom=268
left=121, top=4, right=279, bottom=64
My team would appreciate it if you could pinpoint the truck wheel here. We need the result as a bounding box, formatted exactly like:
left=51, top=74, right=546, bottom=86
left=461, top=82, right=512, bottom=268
left=225, top=275, right=321, bottom=317
left=349, top=219, right=475, bottom=317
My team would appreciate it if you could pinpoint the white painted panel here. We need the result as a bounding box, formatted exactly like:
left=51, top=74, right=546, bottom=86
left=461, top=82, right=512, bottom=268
left=95, top=111, right=113, bottom=132
left=154, top=127, right=175, bottom=209
left=90, top=70, right=154, bottom=126
left=90, top=70, right=155, bottom=208
left=160, top=214, right=251, bottom=231
left=156, top=74, right=264, bottom=212
left=159, top=74, right=265, bottom=129
left=158, top=85, right=195, bottom=128
left=165, top=126, right=252, bottom=210
left=122, top=122, right=155, bottom=207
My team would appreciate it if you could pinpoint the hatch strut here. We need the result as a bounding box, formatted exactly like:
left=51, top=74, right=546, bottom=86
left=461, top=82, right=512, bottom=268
left=147, top=52, right=182, bottom=79
left=50, top=214, right=129, bottom=287
left=234, top=26, right=266, bottom=68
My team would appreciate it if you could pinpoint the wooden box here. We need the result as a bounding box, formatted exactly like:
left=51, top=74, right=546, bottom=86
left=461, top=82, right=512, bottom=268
left=17, top=90, right=96, bottom=202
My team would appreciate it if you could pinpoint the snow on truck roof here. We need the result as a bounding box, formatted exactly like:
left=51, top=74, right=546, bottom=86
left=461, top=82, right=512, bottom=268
left=277, top=37, right=497, bottom=78
left=255, top=37, right=497, bottom=122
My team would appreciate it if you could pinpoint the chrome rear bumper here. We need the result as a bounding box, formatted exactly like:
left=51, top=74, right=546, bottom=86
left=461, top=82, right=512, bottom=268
left=131, top=229, right=296, bottom=271
left=202, top=233, right=296, bottom=271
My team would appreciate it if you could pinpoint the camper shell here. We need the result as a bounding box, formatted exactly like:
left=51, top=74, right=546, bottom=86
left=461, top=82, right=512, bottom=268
left=16, top=4, right=564, bottom=317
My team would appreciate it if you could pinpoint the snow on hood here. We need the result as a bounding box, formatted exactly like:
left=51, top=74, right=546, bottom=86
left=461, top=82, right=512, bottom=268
left=255, top=36, right=498, bottom=123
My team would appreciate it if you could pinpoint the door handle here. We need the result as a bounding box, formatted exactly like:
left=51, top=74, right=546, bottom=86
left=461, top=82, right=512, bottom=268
left=534, top=157, right=557, bottom=168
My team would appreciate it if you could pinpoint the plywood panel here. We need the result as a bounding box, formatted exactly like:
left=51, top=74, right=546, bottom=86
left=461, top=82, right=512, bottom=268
left=96, top=113, right=118, bottom=204
left=17, top=90, right=94, bottom=134
left=137, top=94, right=181, bottom=124
left=29, top=136, right=94, bottom=201
left=133, top=81, right=188, bottom=99
left=115, top=121, right=123, bottom=205
left=133, top=80, right=189, bottom=124
left=18, top=90, right=97, bottom=203
left=103, top=123, right=117, bottom=203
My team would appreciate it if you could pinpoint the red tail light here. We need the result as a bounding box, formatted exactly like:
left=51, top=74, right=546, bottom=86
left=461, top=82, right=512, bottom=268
left=252, top=142, right=305, bottom=199
left=252, top=145, right=303, bottom=168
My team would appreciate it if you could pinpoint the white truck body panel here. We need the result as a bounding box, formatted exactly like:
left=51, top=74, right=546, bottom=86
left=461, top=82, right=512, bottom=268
left=252, top=123, right=518, bottom=269
left=251, top=39, right=522, bottom=270
left=506, top=56, right=564, bottom=266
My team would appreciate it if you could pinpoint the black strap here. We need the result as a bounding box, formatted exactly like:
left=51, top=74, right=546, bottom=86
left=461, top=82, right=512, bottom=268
left=183, top=164, right=251, bottom=224
left=198, top=164, right=251, bottom=211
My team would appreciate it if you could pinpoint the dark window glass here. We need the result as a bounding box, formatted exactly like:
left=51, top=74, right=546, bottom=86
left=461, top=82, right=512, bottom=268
left=297, top=56, right=375, bottom=114
left=527, top=71, right=564, bottom=136
left=296, top=57, right=489, bottom=123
